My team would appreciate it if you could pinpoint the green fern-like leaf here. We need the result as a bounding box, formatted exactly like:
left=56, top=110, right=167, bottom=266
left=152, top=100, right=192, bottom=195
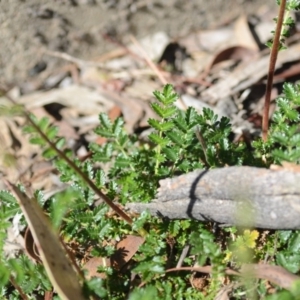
left=112, top=117, right=124, bottom=137
left=173, top=115, right=188, bottom=132
left=166, top=131, right=184, bottom=146
left=277, top=97, right=299, bottom=121
left=0, top=264, right=10, bottom=288
left=92, top=143, right=113, bottom=162
left=99, top=113, right=112, bottom=130
left=184, top=107, right=198, bottom=127
left=153, top=84, right=178, bottom=105
left=95, top=169, right=106, bottom=188
left=150, top=102, right=177, bottom=119
left=147, top=119, right=174, bottom=132
left=254, top=82, right=300, bottom=165
left=162, top=147, right=179, bottom=162
left=148, top=133, right=169, bottom=147
left=36, top=117, right=49, bottom=132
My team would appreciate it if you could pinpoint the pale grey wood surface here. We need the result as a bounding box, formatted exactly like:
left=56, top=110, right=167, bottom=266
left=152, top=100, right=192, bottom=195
left=126, top=166, right=300, bottom=229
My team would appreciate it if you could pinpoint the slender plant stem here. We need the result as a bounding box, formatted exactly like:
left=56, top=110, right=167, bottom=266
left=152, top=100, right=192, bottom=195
left=262, top=0, right=286, bottom=141
left=27, top=114, right=134, bottom=224
left=195, top=126, right=210, bottom=168
left=9, top=276, right=29, bottom=300
left=3, top=92, right=148, bottom=237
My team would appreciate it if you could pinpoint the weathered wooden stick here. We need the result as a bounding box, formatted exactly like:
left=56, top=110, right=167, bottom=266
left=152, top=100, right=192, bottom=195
left=126, top=166, right=300, bottom=229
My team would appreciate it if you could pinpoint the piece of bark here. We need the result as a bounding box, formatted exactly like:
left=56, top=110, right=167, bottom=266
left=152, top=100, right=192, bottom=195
left=126, top=166, right=300, bottom=229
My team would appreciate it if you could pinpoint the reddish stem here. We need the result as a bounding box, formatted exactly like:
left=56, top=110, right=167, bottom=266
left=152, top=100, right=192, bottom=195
left=262, top=0, right=286, bottom=141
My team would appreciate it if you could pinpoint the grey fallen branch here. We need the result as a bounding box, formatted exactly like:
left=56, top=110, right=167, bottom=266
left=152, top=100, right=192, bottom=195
left=126, top=166, right=300, bottom=229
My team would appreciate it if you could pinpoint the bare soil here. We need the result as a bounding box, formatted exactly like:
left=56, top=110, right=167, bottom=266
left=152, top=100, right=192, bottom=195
left=1, top=0, right=276, bottom=85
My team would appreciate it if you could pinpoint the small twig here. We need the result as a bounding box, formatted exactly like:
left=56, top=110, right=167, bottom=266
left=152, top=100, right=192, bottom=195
left=9, top=276, right=29, bottom=300
left=166, top=266, right=240, bottom=276
left=2, top=91, right=148, bottom=237
left=102, top=32, right=144, bottom=62
left=44, top=49, right=111, bottom=70
left=167, top=264, right=300, bottom=290
left=195, top=126, right=209, bottom=168
left=176, top=244, right=190, bottom=268
left=128, top=35, right=186, bottom=110
left=129, top=34, right=168, bottom=85
left=262, top=0, right=287, bottom=141
left=137, top=265, right=239, bottom=289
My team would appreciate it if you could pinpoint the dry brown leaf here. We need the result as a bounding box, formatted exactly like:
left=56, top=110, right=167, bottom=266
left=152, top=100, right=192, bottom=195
left=111, top=235, right=144, bottom=270
left=205, top=46, right=257, bottom=74
left=83, top=257, right=111, bottom=279
left=234, top=15, right=259, bottom=50
left=84, top=235, right=144, bottom=279
left=6, top=182, right=86, bottom=300
left=201, top=43, right=300, bottom=104
left=270, top=162, right=300, bottom=172
left=96, top=86, right=156, bottom=133
left=24, top=227, right=41, bottom=263
left=18, top=85, right=114, bottom=115
left=44, top=290, right=54, bottom=300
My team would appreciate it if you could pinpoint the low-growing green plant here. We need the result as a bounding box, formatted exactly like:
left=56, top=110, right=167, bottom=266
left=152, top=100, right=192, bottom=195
left=253, top=82, right=300, bottom=165
left=1, top=79, right=300, bottom=299
left=2, top=1, right=300, bottom=298
left=0, top=84, right=240, bottom=299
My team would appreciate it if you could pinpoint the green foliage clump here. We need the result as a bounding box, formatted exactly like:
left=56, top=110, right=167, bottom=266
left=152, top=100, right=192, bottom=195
left=91, top=84, right=248, bottom=206
left=267, top=0, right=300, bottom=50
left=253, top=82, right=300, bottom=165
left=1, top=80, right=300, bottom=299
